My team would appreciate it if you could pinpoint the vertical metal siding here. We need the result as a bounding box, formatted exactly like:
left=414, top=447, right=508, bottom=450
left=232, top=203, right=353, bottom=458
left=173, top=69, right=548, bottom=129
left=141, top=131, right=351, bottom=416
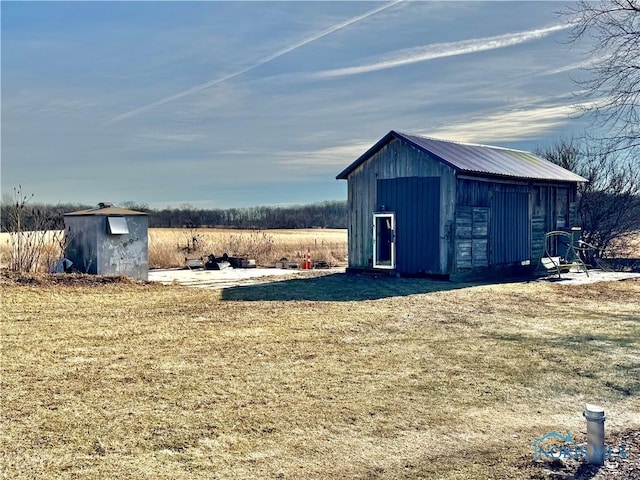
left=377, top=177, right=440, bottom=274
left=490, top=190, right=530, bottom=264
left=456, top=178, right=491, bottom=207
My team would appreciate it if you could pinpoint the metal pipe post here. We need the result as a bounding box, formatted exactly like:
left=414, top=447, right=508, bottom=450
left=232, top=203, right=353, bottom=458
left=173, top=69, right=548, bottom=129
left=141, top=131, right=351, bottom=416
left=583, top=403, right=606, bottom=465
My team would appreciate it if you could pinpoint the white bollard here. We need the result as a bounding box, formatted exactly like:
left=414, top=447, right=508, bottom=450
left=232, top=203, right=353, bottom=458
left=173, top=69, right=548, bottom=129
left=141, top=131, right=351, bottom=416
left=583, top=403, right=606, bottom=465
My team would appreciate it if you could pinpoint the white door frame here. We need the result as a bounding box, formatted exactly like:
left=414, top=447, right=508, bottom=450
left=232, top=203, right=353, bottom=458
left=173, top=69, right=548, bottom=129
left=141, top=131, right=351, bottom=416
left=372, top=212, right=396, bottom=269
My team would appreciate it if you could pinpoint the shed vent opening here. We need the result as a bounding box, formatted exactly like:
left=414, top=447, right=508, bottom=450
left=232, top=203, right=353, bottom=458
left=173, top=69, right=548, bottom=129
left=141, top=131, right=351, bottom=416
left=107, top=216, right=129, bottom=234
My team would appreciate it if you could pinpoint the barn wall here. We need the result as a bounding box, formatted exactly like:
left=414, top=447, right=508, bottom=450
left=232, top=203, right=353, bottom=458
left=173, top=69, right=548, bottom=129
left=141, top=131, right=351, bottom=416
left=490, top=187, right=531, bottom=264
left=346, top=138, right=456, bottom=273
left=531, top=184, right=579, bottom=259
left=344, top=137, right=581, bottom=279
left=455, top=179, right=532, bottom=269
left=454, top=178, right=580, bottom=278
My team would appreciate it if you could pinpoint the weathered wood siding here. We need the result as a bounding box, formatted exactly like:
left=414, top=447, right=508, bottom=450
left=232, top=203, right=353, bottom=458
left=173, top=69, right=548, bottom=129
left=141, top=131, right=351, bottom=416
left=455, top=179, right=531, bottom=268
left=346, top=138, right=456, bottom=273
left=455, top=179, right=580, bottom=272
left=531, top=184, right=579, bottom=258
left=455, top=206, right=489, bottom=268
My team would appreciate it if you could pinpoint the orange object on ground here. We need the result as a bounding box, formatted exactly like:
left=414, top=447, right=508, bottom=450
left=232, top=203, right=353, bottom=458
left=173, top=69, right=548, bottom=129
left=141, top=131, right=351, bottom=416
left=302, top=249, right=312, bottom=269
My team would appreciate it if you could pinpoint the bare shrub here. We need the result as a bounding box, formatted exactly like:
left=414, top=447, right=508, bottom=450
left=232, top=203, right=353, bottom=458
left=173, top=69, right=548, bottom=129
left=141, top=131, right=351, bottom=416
left=177, top=227, right=209, bottom=255
left=2, top=186, right=68, bottom=273
left=311, top=242, right=348, bottom=267
left=224, top=230, right=276, bottom=263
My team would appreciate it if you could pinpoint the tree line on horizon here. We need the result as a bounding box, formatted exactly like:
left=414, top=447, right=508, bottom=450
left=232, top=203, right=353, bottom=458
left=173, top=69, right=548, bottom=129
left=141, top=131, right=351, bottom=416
left=0, top=199, right=348, bottom=232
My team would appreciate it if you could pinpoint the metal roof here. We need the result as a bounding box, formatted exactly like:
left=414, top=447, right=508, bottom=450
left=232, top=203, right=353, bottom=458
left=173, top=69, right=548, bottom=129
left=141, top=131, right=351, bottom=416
left=64, top=204, right=147, bottom=216
left=336, top=131, right=587, bottom=182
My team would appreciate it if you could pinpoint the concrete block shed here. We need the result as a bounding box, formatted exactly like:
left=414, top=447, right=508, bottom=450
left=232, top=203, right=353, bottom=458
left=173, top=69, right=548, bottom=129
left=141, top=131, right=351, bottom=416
left=336, top=131, right=587, bottom=280
left=64, top=203, right=148, bottom=280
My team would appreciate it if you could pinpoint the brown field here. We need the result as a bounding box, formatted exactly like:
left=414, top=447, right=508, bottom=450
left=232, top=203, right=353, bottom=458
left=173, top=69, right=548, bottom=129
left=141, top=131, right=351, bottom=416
left=0, top=228, right=347, bottom=271
left=148, top=228, right=347, bottom=269
left=2, top=272, right=639, bottom=479
left=609, top=230, right=640, bottom=258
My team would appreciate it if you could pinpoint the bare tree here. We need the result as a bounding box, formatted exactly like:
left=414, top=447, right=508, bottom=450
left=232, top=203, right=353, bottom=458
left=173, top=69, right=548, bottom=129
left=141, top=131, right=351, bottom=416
left=565, top=0, right=640, bottom=153
left=2, top=186, right=69, bottom=272
left=536, top=138, right=640, bottom=261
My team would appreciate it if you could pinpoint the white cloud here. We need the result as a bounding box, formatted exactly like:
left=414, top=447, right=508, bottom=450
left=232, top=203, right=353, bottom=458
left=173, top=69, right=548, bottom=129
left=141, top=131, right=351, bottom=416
left=539, top=55, right=607, bottom=76
left=315, top=23, right=571, bottom=78
left=104, top=0, right=404, bottom=125
left=421, top=103, right=581, bottom=143
left=273, top=101, right=583, bottom=167
left=274, top=141, right=374, bottom=168
left=135, top=132, right=207, bottom=143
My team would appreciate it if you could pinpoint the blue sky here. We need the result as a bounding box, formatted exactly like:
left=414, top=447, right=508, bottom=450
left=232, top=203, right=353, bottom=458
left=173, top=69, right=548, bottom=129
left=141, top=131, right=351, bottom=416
left=1, top=1, right=594, bottom=209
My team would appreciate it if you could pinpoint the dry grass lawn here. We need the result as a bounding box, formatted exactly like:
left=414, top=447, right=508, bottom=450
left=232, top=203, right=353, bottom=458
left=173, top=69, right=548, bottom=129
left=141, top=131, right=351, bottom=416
left=1, top=273, right=639, bottom=479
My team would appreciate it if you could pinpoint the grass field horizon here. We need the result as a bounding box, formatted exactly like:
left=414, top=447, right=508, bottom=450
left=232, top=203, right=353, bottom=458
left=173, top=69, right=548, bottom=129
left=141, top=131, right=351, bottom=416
left=3, top=227, right=639, bottom=273
left=2, top=272, right=638, bottom=479
left=0, top=228, right=348, bottom=272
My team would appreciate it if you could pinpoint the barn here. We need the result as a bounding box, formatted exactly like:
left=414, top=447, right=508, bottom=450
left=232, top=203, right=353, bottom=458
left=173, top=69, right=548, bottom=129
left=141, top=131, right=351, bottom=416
left=336, top=131, right=587, bottom=280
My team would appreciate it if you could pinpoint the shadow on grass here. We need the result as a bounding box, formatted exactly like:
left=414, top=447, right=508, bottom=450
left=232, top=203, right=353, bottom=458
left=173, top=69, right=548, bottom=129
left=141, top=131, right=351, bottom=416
left=528, top=458, right=602, bottom=480
left=219, top=272, right=492, bottom=302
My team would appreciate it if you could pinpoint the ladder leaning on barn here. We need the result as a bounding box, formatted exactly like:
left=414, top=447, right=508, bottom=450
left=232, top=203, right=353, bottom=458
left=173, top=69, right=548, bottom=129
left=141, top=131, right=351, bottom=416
left=538, top=229, right=591, bottom=279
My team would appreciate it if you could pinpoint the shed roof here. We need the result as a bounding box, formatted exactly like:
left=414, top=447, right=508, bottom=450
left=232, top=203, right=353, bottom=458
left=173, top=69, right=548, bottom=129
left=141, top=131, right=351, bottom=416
left=336, top=131, right=587, bottom=183
left=64, top=204, right=147, bottom=216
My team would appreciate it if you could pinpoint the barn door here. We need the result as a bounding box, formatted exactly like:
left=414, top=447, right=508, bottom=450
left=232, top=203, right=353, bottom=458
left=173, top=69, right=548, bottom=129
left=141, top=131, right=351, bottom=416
left=373, top=213, right=396, bottom=269
left=376, top=177, right=440, bottom=274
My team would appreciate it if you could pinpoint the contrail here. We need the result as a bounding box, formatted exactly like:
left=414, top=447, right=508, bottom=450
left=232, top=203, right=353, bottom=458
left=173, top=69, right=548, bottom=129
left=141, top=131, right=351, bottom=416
left=105, top=0, right=403, bottom=125
left=315, top=23, right=571, bottom=78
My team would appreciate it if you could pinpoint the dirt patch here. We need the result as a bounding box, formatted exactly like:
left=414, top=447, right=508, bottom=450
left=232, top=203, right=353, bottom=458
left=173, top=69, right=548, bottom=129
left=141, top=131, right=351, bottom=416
left=0, top=270, right=152, bottom=287
left=525, top=429, right=640, bottom=479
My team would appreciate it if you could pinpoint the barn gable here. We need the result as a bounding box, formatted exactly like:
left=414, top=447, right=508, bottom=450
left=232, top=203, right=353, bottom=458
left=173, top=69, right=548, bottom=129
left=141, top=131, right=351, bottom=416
left=337, top=131, right=586, bottom=280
